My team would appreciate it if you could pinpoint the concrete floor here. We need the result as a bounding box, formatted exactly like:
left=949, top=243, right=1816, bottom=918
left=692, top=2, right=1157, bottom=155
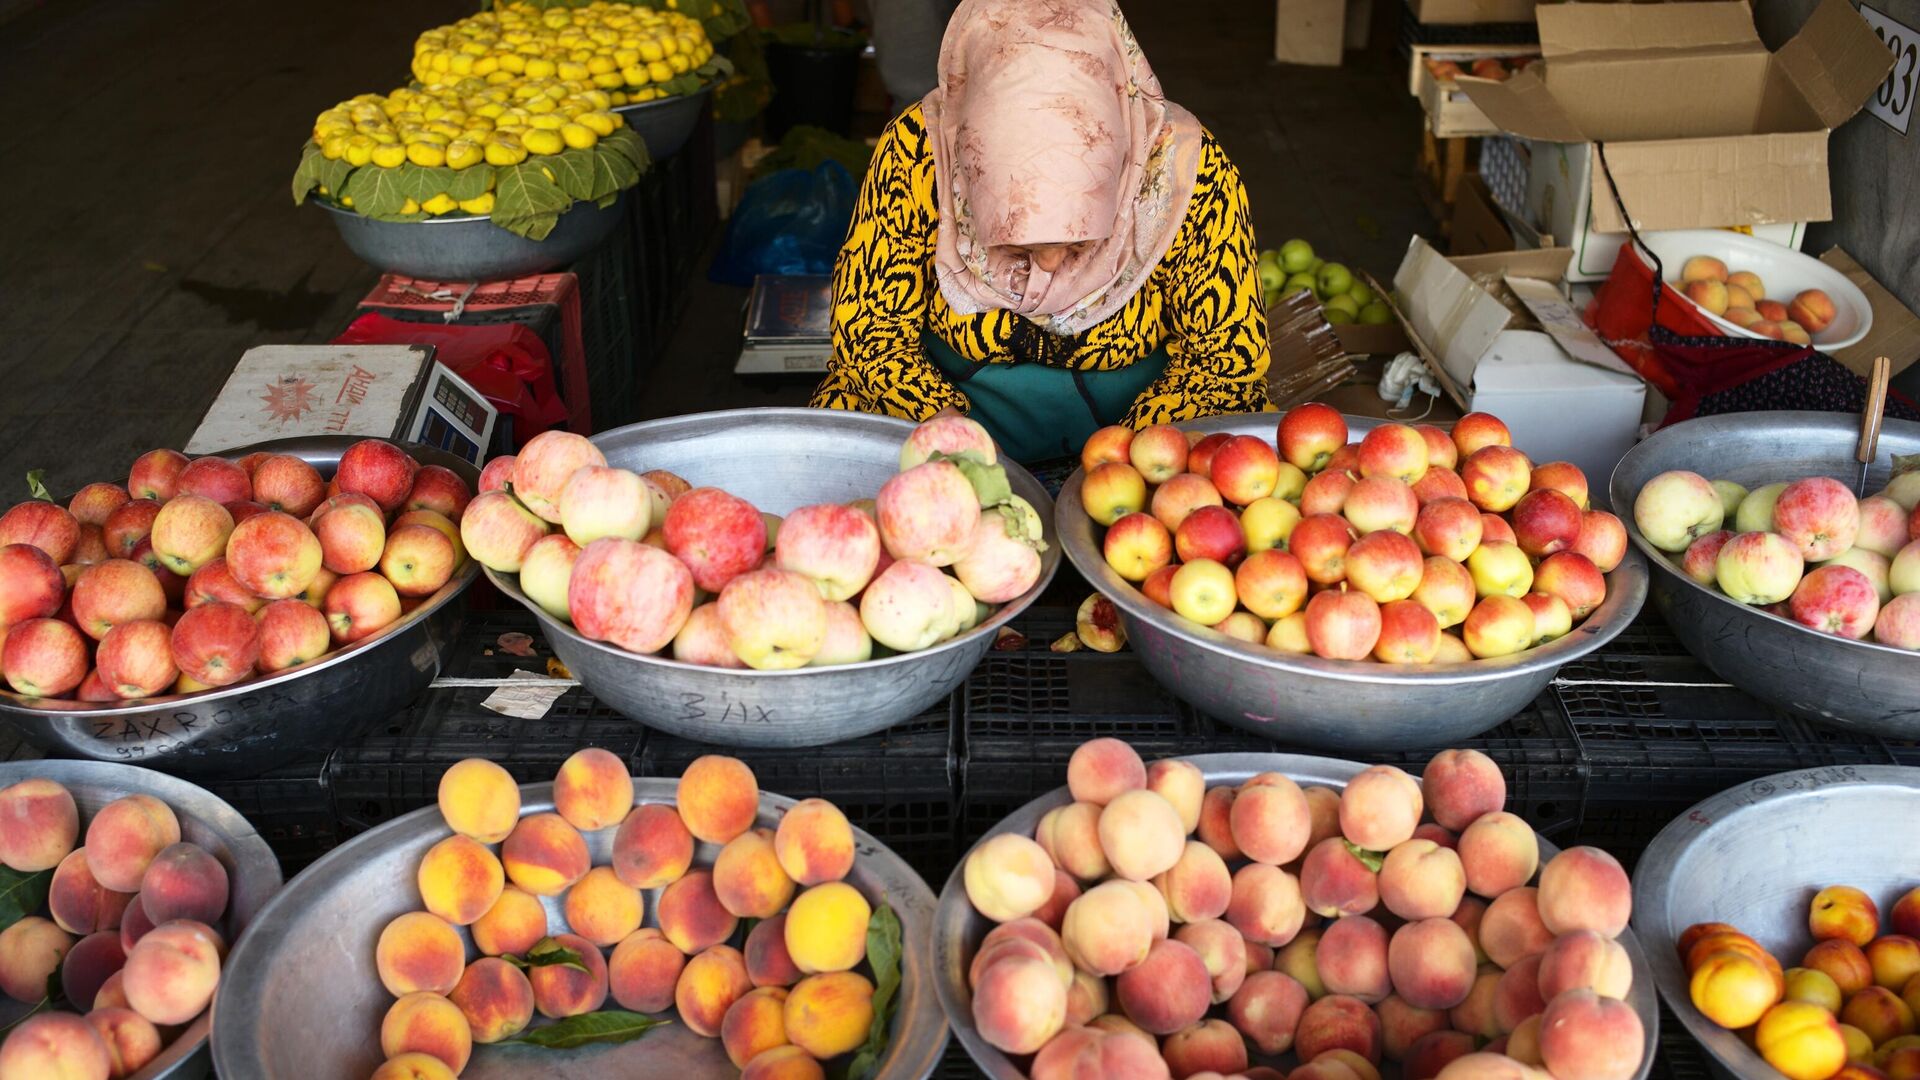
left=0, top=0, right=1433, bottom=490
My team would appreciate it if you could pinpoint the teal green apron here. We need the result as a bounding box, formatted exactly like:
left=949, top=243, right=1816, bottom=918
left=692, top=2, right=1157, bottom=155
left=923, top=333, right=1169, bottom=464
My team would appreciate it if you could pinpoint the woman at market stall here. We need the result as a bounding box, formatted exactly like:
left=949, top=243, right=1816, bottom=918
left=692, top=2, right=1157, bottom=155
left=810, top=0, right=1271, bottom=463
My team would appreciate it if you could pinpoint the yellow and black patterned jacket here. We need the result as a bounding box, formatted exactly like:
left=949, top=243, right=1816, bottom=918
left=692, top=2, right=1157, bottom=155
left=810, top=103, right=1272, bottom=427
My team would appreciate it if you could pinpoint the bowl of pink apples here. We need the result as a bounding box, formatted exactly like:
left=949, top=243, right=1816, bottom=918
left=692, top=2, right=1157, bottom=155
left=468, top=408, right=1060, bottom=748
left=1611, top=410, right=1920, bottom=738
left=0, top=436, right=482, bottom=777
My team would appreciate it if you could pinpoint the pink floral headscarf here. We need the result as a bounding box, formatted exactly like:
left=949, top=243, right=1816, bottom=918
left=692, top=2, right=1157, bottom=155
left=922, top=0, right=1204, bottom=337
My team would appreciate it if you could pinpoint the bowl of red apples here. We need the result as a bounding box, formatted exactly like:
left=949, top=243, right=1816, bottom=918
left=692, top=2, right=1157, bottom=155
left=0, top=436, right=482, bottom=777
left=1054, top=407, right=1648, bottom=750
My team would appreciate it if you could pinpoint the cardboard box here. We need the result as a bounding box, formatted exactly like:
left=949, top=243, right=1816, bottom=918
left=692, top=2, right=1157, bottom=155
left=1821, top=248, right=1920, bottom=381
left=1274, top=0, right=1347, bottom=66
left=1409, top=46, right=1542, bottom=138
left=1459, top=0, right=1891, bottom=279
left=1450, top=174, right=1515, bottom=256
left=1408, top=0, right=1538, bottom=25
left=188, top=345, right=498, bottom=464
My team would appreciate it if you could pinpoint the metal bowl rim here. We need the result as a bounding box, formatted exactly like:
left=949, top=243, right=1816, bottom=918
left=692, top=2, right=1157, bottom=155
left=609, top=83, right=714, bottom=113
left=0, top=436, right=482, bottom=716
left=1630, top=764, right=1920, bottom=1080
left=485, top=406, right=1063, bottom=678
left=314, top=191, right=622, bottom=227
left=1057, top=412, right=1651, bottom=685
left=1606, top=410, right=1920, bottom=663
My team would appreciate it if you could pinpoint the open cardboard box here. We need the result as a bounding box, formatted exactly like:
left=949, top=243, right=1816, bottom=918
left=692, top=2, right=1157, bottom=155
left=1407, top=0, right=1537, bottom=26
left=1409, top=46, right=1542, bottom=138
left=1459, top=0, right=1892, bottom=282
left=1822, top=248, right=1920, bottom=383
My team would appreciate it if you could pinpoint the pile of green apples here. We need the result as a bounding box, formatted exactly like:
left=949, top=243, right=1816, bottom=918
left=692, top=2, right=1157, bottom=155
left=1257, top=239, right=1392, bottom=327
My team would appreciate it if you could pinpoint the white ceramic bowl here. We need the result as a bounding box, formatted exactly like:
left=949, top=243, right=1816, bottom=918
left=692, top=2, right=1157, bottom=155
left=1635, top=229, right=1872, bottom=350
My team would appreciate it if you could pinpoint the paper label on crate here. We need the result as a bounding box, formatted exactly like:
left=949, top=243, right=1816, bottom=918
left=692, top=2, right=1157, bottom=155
left=1504, top=276, right=1639, bottom=379
left=481, top=669, right=574, bottom=720
left=188, top=345, right=430, bottom=453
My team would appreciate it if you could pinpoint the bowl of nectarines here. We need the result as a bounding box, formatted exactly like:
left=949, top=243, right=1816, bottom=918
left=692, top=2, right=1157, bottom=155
left=1635, top=230, right=1873, bottom=351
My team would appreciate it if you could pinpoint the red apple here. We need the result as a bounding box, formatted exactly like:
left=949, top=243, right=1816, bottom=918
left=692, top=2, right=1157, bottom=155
left=1104, top=512, right=1174, bottom=583
left=1305, top=588, right=1382, bottom=660
left=1085, top=462, right=1151, bottom=527
left=392, top=510, right=463, bottom=565
left=1526, top=462, right=1590, bottom=510
left=1344, top=476, right=1419, bottom=536
left=1142, top=565, right=1179, bottom=609
left=667, top=487, right=771, bottom=589
left=1278, top=403, right=1347, bottom=473
left=1511, top=489, right=1583, bottom=558
left=1680, top=531, right=1734, bottom=587
left=1572, top=510, right=1628, bottom=573
left=0, top=544, right=64, bottom=629
left=226, top=500, right=269, bottom=526
left=559, top=465, right=652, bottom=546
left=1461, top=446, right=1531, bottom=513
left=1479, top=515, right=1516, bottom=547
left=1374, top=599, right=1441, bottom=663
left=2, top=618, right=88, bottom=696
left=0, top=501, right=80, bottom=565
left=1412, top=467, right=1469, bottom=506
left=95, top=620, right=177, bottom=698
left=76, top=670, right=116, bottom=702
left=1462, top=595, right=1535, bottom=658
left=671, top=603, right=744, bottom=668
left=900, top=414, right=996, bottom=469
left=71, top=523, right=107, bottom=565
left=225, top=512, right=322, bottom=600
left=1789, top=565, right=1879, bottom=639
left=170, top=601, right=260, bottom=686
left=1451, top=413, right=1511, bottom=460
left=716, top=567, right=830, bottom=670
left=102, top=499, right=162, bottom=560
left=1415, top=425, right=1458, bottom=471
left=313, top=499, right=387, bottom=575
left=1235, top=549, right=1308, bottom=620
left=1413, top=498, right=1483, bottom=563
left=176, top=457, right=250, bottom=505
left=1325, top=444, right=1361, bottom=477
left=1716, top=531, right=1804, bottom=605
left=127, top=540, right=187, bottom=607
left=335, top=439, right=420, bottom=515
left=234, top=452, right=269, bottom=477
left=458, top=490, right=550, bottom=573
left=1772, top=477, right=1859, bottom=562
left=380, top=525, right=457, bottom=598
left=1175, top=506, right=1247, bottom=566
left=1129, top=424, right=1190, bottom=485
left=1359, top=424, right=1430, bottom=485
left=1300, top=469, right=1357, bottom=517
left=67, top=484, right=130, bottom=527
left=1522, top=592, right=1573, bottom=645
left=859, top=559, right=958, bottom=651
left=255, top=599, right=333, bottom=673
left=404, top=465, right=472, bottom=522
left=69, top=559, right=165, bottom=640
left=249, top=455, right=327, bottom=518
left=149, top=496, right=234, bottom=576
left=1187, top=433, right=1233, bottom=478
left=321, top=572, right=402, bottom=645
left=1789, top=289, right=1836, bottom=334
left=569, top=538, right=695, bottom=653
left=775, top=503, right=882, bottom=601
left=127, top=449, right=190, bottom=502
left=1081, top=425, right=1135, bottom=474
left=1292, top=514, right=1357, bottom=586
left=1411, top=555, right=1476, bottom=629
left=1212, top=436, right=1281, bottom=505
left=478, top=455, right=516, bottom=494
left=1876, top=594, right=1920, bottom=649
left=1855, top=496, right=1909, bottom=557
left=1347, top=530, right=1424, bottom=603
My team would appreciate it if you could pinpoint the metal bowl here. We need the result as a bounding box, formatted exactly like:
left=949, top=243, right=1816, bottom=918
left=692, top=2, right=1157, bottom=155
left=319, top=194, right=625, bottom=281
left=611, top=86, right=712, bottom=160
left=1056, top=413, right=1650, bottom=751
left=1606, top=411, right=1920, bottom=739
left=0, top=436, right=482, bottom=778
left=1633, top=765, right=1920, bottom=1080
left=213, top=777, right=949, bottom=1079
left=935, top=752, right=1662, bottom=1079
left=0, top=759, right=283, bottom=1080
left=485, top=407, right=1062, bottom=748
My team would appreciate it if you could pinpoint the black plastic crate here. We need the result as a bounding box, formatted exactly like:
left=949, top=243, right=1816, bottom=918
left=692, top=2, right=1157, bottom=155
left=1397, top=0, right=1538, bottom=59
left=569, top=200, right=644, bottom=432
left=1654, top=1000, right=1717, bottom=1080
left=1564, top=797, right=1682, bottom=875
left=201, top=757, right=342, bottom=875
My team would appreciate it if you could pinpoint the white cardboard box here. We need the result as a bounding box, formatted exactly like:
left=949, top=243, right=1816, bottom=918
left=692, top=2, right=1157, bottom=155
left=1464, top=330, right=1644, bottom=493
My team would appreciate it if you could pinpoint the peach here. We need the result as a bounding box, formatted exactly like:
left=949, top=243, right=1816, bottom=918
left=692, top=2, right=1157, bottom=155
left=83, top=796, right=179, bottom=894
left=1449, top=967, right=1503, bottom=1038
left=612, top=802, right=694, bottom=889
left=1389, top=918, right=1477, bottom=1011
left=380, top=991, right=472, bottom=1073
left=435, top=758, right=520, bottom=844
left=772, top=799, right=855, bottom=887
left=1063, top=880, right=1157, bottom=975
left=1540, top=930, right=1633, bottom=999
left=972, top=954, right=1066, bottom=1053
left=1321, top=915, right=1392, bottom=1003
left=1037, top=802, right=1111, bottom=882
left=1340, top=766, right=1422, bottom=852
left=1196, top=786, right=1241, bottom=860
left=1231, top=775, right=1312, bottom=866
left=1163, top=1018, right=1249, bottom=1077
left=1406, top=1030, right=1478, bottom=1080
left=1379, top=993, right=1450, bottom=1061
left=677, top=755, right=759, bottom=845
left=1493, top=953, right=1547, bottom=1031
left=1300, top=836, right=1379, bottom=918
left=448, top=956, right=535, bottom=1043
left=61, top=933, right=125, bottom=1021
left=723, top=986, right=792, bottom=1067
left=527, top=932, right=609, bottom=1018
left=0, top=779, right=79, bottom=874
left=1482, top=888, right=1554, bottom=969
left=48, top=850, right=131, bottom=935
left=1279, top=928, right=1327, bottom=998
left=558, top=865, right=641, bottom=947
left=500, top=812, right=589, bottom=898
left=0, top=916, right=72, bottom=1003
left=413, top=835, right=503, bottom=929
left=1302, top=785, right=1345, bottom=853
left=137, top=842, right=227, bottom=927
left=1536, top=847, right=1631, bottom=937
left=1458, top=811, right=1538, bottom=898
left=1068, top=738, right=1147, bottom=806
left=547, top=747, right=632, bottom=833
left=0, top=1012, right=112, bottom=1080
left=1297, top=993, right=1383, bottom=1063
left=1175, top=919, right=1248, bottom=1002
left=1115, top=938, right=1212, bottom=1034
left=785, top=881, right=870, bottom=975
left=1066, top=968, right=1109, bottom=1026
left=1423, top=750, right=1505, bottom=831
left=606, top=926, right=687, bottom=1013
left=965, top=833, right=1056, bottom=922
left=711, top=828, right=796, bottom=921
left=115, top=901, right=153, bottom=958
left=780, top=970, right=873, bottom=1059
left=1844, top=986, right=1915, bottom=1045
left=1380, top=840, right=1466, bottom=921
left=1809, top=939, right=1877, bottom=995
left=1871, top=937, right=1920, bottom=992
left=1097, top=790, right=1186, bottom=882
left=1538, top=988, right=1644, bottom=1080
left=1147, top=759, right=1206, bottom=834
left=85, top=1005, right=160, bottom=1077
left=469, top=886, right=546, bottom=959
left=1033, top=869, right=1080, bottom=930
left=741, top=1045, right=827, bottom=1080
left=1154, top=842, right=1230, bottom=924
left=121, top=919, right=220, bottom=1025
left=649, top=869, right=735, bottom=955
left=376, top=911, right=465, bottom=998
left=1227, top=863, right=1307, bottom=947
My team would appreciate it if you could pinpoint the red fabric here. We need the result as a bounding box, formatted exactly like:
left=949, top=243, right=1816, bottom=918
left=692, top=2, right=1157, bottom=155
left=332, top=313, right=570, bottom=448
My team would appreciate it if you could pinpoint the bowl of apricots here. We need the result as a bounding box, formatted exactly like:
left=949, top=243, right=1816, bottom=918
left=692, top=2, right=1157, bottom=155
left=0, top=760, right=283, bottom=1080
left=1635, top=765, right=1920, bottom=1080
left=211, top=750, right=949, bottom=1079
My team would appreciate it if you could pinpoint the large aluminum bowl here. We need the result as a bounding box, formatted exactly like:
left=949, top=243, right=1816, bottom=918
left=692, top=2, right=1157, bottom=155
left=0, top=436, right=481, bottom=778
left=1633, top=765, right=1920, bottom=1080
left=1057, top=413, right=1650, bottom=750
left=0, top=759, right=283, bottom=1080
left=611, top=86, right=712, bottom=159
left=213, top=777, right=949, bottom=1079
left=320, top=194, right=626, bottom=281
left=1607, top=411, right=1920, bottom=739
left=935, top=752, right=1661, bottom=1079
left=485, top=408, right=1061, bottom=747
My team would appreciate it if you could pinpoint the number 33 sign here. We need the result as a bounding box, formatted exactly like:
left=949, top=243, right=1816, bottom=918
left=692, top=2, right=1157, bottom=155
left=1861, top=4, right=1917, bottom=135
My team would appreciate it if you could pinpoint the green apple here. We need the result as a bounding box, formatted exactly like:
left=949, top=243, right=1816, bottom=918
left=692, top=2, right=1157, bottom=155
left=1279, top=238, right=1315, bottom=274
left=1258, top=250, right=1286, bottom=294
left=1359, top=301, right=1393, bottom=325
left=1711, top=480, right=1748, bottom=521
left=1324, top=294, right=1360, bottom=320
left=1347, top=281, right=1376, bottom=308
left=1284, top=271, right=1317, bottom=296
left=1734, top=481, right=1788, bottom=533
left=1316, top=263, right=1354, bottom=300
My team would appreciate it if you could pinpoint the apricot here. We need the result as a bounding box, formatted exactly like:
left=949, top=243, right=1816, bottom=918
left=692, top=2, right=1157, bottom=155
left=1687, top=931, right=1785, bottom=997
left=1457, top=812, right=1538, bottom=899
left=0, top=1012, right=112, bottom=1080
left=1280, top=927, right=1328, bottom=999
left=1115, top=939, right=1211, bottom=1035
left=1870, top=937, right=1920, bottom=991
left=0, top=778, right=80, bottom=872
left=1063, top=880, right=1156, bottom=975
left=1452, top=968, right=1504, bottom=1039
left=1098, top=790, right=1186, bottom=881
left=965, top=833, right=1056, bottom=922
left=1148, top=759, right=1206, bottom=833
left=122, top=919, right=220, bottom=1025
left=1809, top=939, right=1877, bottom=996
left=745, top=914, right=802, bottom=989
left=0, top=916, right=73, bottom=1003
left=448, top=956, right=535, bottom=1043
left=501, top=812, right=590, bottom=897
left=1540, top=930, right=1633, bottom=1000
left=1034, top=869, right=1080, bottom=930
left=1229, top=969, right=1309, bottom=1054
left=1694, top=949, right=1784, bottom=1030
left=1843, top=987, right=1915, bottom=1046
left=1539, top=988, right=1645, bottom=1080
left=774, top=799, right=855, bottom=886
left=1678, top=922, right=1742, bottom=957
left=1813, top=887, right=1883, bottom=949
left=742, top=1045, right=827, bottom=1080
left=137, top=842, right=228, bottom=928
left=1784, top=966, right=1844, bottom=1012
left=1391, top=918, right=1478, bottom=1011
left=1296, top=993, right=1383, bottom=1063
left=973, top=953, right=1066, bottom=1053
left=83, top=795, right=180, bottom=893
left=49, top=850, right=133, bottom=935
left=677, top=755, right=760, bottom=845
left=1493, top=954, right=1547, bottom=1032
left=85, top=1005, right=161, bottom=1077
left=376, top=911, right=465, bottom=997
left=1758, top=1000, right=1849, bottom=1080
left=60, top=932, right=126, bottom=1015
left=369, top=1053, right=458, bottom=1080
left=1320, top=915, right=1391, bottom=1004
left=1406, top=1030, right=1478, bottom=1080
left=1839, top=1023, right=1875, bottom=1064
left=1378, top=993, right=1450, bottom=1061
left=552, top=747, right=633, bottom=831
left=1227, top=862, right=1307, bottom=947
left=436, top=758, right=520, bottom=844
left=1196, top=786, right=1241, bottom=860
left=613, top=802, right=695, bottom=889
left=1380, top=839, right=1466, bottom=921
left=1339, top=766, right=1423, bottom=852
left=381, top=991, right=472, bottom=1073
left=471, top=885, right=548, bottom=958
left=528, top=932, right=609, bottom=1018
left=1536, top=847, right=1631, bottom=938
left=1036, top=802, right=1111, bottom=882
left=1300, top=837, right=1379, bottom=918
left=784, top=970, right=873, bottom=1058
left=414, top=835, right=503, bottom=929
left=560, top=865, right=642, bottom=947
left=1175, top=918, right=1248, bottom=1003
left=1482, top=887, right=1554, bottom=969
left=1066, top=968, right=1108, bottom=1026
left=1068, top=738, right=1147, bottom=806
left=723, top=985, right=792, bottom=1067
left=1423, top=750, right=1506, bottom=832
left=1163, top=1018, right=1248, bottom=1078
left=658, top=869, right=738, bottom=955
left=1156, top=841, right=1232, bottom=924
left=714, top=828, right=797, bottom=920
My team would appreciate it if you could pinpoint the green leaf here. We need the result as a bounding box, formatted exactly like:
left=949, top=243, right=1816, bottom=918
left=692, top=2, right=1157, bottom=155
left=291, top=143, right=325, bottom=205
left=933, top=453, right=1013, bottom=511
left=493, top=161, right=572, bottom=221
left=446, top=164, right=495, bottom=201
left=506, top=936, right=592, bottom=974
left=25, top=470, right=51, bottom=502
left=547, top=149, right=599, bottom=201
left=844, top=904, right=903, bottom=1080
left=595, top=191, right=620, bottom=209
left=1343, top=839, right=1386, bottom=873
left=590, top=147, right=640, bottom=204
left=314, top=156, right=356, bottom=201
left=342, top=165, right=410, bottom=218
left=508, top=1010, right=670, bottom=1049
left=402, top=165, right=455, bottom=203
left=599, top=127, right=650, bottom=173
left=0, top=867, right=52, bottom=933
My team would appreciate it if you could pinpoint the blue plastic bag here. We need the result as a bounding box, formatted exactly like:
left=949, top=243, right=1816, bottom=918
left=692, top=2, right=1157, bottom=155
left=709, top=160, right=855, bottom=286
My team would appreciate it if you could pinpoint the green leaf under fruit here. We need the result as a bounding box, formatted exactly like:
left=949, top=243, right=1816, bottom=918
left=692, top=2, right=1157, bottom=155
left=25, top=470, right=51, bottom=502
left=505, top=937, right=591, bottom=974
left=314, top=156, right=356, bottom=202
left=491, top=161, right=574, bottom=240
left=342, top=165, right=410, bottom=218
left=0, top=867, right=53, bottom=934
left=291, top=142, right=325, bottom=205
left=508, top=1010, right=670, bottom=1049
left=400, top=165, right=455, bottom=203
left=445, top=164, right=495, bottom=202
left=547, top=149, right=599, bottom=201
left=600, top=127, right=650, bottom=174
left=933, top=452, right=1014, bottom=513
left=843, top=904, right=903, bottom=1080
left=1343, top=840, right=1386, bottom=873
